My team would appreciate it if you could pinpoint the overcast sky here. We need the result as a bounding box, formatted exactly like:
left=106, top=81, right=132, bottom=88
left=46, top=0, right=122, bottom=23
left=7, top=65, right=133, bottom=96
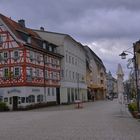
left=1, top=0, right=140, bottom=79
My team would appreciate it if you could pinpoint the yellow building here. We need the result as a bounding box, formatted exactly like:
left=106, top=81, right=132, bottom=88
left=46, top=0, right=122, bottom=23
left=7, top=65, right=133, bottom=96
left=84, top=46, right=107, bottom=101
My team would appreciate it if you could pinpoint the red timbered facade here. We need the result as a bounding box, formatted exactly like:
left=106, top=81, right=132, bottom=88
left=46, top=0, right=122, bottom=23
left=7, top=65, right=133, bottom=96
left=0, top=14, right=62, bottom=110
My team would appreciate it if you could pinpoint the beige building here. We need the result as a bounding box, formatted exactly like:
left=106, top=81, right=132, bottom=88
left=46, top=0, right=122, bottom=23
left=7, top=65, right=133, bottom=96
left=84, top=46, right=107, bottom=100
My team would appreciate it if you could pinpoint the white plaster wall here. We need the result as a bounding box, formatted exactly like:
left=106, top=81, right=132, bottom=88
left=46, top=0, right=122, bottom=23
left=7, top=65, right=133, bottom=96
left=0, top=86, right=57, bottom=109
left=60, top=87, right=68, bottom=103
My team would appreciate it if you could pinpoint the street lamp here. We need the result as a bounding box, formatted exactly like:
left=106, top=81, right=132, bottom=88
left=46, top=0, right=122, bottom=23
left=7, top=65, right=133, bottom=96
left=119, top=44, right=140, bottom=112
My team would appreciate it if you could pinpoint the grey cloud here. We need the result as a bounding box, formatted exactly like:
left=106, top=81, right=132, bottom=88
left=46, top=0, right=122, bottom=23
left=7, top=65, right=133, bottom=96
left=0, top=0, right=140, bottom=79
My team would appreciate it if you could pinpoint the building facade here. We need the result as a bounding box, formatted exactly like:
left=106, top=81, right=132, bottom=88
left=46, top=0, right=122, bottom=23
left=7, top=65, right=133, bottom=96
left=35, top=29, right=87, bottom=104
left=84, top=46, right=107, bottom=100
left=106, top=71, right=117, bottom=97
left=0, top=14, right=62, bottom=110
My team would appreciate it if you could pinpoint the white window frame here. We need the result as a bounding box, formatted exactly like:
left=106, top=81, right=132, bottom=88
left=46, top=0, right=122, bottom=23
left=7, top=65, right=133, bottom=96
left=0, top=35, right=3, bottom=44
left=14, top=67, right=21, bottom=77
left=36, top=68, right=40, bottom=77
left=29, top=51, right=34, bottom=61
left=3, top=51, right=9, bottom=60
left=3, top=67, right=9, bottom=78
left=13, top=50, right=19, bottom=60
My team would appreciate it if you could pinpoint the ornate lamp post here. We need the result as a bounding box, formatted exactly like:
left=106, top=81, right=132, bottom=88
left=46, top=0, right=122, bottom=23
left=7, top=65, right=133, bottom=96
left=119, top=44, right=140, bottom=112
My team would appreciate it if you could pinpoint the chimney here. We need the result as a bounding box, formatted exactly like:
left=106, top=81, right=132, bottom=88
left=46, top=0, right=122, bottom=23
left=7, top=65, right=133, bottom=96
left=18, top=19, right=25, bottom=27
left=40, top=27, right=44, bottom=31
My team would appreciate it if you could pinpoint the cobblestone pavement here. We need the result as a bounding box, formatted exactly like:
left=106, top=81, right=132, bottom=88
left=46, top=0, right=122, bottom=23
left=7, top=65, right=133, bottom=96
left=0, top=99, right=140, bottom=140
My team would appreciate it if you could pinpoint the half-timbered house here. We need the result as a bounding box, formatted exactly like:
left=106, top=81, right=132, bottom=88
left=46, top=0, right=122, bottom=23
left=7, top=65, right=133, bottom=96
left=0, top=14, right=62, bottom=110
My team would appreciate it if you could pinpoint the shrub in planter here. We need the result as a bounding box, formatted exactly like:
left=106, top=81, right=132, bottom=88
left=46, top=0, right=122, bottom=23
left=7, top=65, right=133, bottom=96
left=0, top=102, right=9, bottom=111
left=128, top=102, right=138, bottom=112
left=128, top=102, right=139, bottom=118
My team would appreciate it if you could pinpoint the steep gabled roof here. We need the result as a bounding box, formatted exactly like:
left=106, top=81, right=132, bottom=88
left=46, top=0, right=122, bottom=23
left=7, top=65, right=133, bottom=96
left=83, top=45, right=106, bottom=71
left=0, top=13, right=42, bottom=48
left=34, top=29, right=84, bottom=50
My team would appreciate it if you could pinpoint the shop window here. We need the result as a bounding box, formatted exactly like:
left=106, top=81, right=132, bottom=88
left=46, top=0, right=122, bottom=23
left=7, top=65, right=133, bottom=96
left=26, top=97, right=28, bottom=103
left=37, top=95, right=43, bottom=102
left=48, top=88, right=50, bottom=96
left=52, top=88, right=55, bottom=96
left=9, top=97, right=12, bottom=104
left=21, top=97, right=25, bottom=103
left=4, top=97, right=8, bottom=102
left=28, top=95, right=35, bottom=103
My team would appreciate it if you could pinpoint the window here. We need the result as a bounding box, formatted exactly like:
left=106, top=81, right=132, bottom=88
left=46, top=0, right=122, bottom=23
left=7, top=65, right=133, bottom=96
left=4, top=97, right=8, bottom=102
left=72, top=57, right=74, bottom=64
left=69, top=71, right=71, bottom=79
left=69, top=56, right=71, bottom=63
left=48, top=88, right=50, bottom=96
left=21, top=97, right=25, bottom=103
left=52, top=88, right=55, bottom=96
left=26, top=97, right=28, bottom=103
left=45, top=70, right=48, bottom=79
left=73, top=72, right=74, bottom=79
left=49, top=46, right=52, bottom=52
left=54, top=48, right=57, bottom=53
left=3, top=68, right=9, bottom=78
left=0, top=53, right=3, bottom=61
left=14, top=67, right=20, bottom=77
left=57, top=60, right=60, bottom=65
left=27, top=36, right=31, bottom=44
left=0, top=35, right=3, bottom=44
left=29, top=51, right=34, bottom=61
left=36, top=68, right=39, bottom=77
left=29, top=68, right=33, bottom=77
left=0, top=96, right=3, bottom=102
left=9, top=97, right=12, bottom=104
left=36, top=54, right=41, bottom=63
left=28, top=95, right=35, bottom=103
left=13, top=51, right=19, bottom=59
left=65, top=69, right=68, bottom=77
left=43, top=42, right=46, bottom=49
left=101, top=80, right=103, bottom=84
left=3, top=52, right=8, bottom=60
left=66, top=54, right=68, bottom=62
left=37, top=95, right=43, bottom=102
left=100, top=73, right=103, bottom=77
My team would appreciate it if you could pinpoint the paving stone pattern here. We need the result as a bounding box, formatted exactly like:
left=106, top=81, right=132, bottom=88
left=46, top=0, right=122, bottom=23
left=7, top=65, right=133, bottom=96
left=0, top=100, right=140, bottom=140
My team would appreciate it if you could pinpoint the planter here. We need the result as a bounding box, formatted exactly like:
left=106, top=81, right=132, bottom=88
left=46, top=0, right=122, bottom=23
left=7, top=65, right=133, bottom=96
left=131, top=111, right=138, bottom=118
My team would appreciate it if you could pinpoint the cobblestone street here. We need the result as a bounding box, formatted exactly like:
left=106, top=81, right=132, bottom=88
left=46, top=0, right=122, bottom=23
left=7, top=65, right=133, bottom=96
left=0, top=99, right=140, bottom=140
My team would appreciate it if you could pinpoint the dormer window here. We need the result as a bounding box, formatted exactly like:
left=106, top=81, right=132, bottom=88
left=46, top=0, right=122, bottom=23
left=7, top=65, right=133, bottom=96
left=49, top=46, right=52, bottom=52
left=43, top=42, right=46, bottom=49
left=13, top=50, right=19, bottom=60
left=27, top=35, right=31, bottom=44
left=54, top=48, right=57, bottom=53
